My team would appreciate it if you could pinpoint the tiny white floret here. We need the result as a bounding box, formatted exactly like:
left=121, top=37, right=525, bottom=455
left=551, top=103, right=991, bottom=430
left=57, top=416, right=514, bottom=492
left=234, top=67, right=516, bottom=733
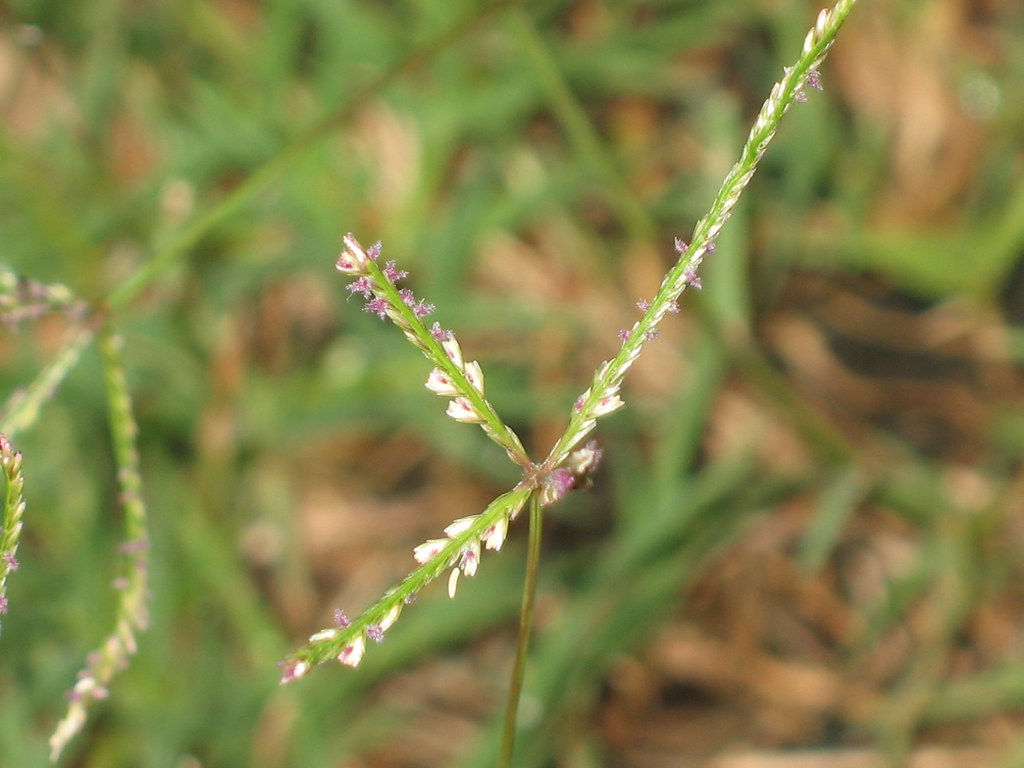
left=446, top=398, right=482, bottom=423
left=309, top=628, right=339, bottom=643
left=444, top=516, right=478, bottom=538
left=483, top=516, right=508, bottom=551
left=338, top=636, right=366, bottom=667
left=425, top=368, right=458, bottom=396
left=413, top=539, right=448, bottom=563
left=463, top=361, right=485, bottom=394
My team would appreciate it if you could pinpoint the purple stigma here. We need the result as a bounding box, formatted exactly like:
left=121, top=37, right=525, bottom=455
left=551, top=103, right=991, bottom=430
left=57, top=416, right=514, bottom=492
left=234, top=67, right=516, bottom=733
left=365, top=298, right=389, bottom=319
left=383, top=260, right=407, bottom=282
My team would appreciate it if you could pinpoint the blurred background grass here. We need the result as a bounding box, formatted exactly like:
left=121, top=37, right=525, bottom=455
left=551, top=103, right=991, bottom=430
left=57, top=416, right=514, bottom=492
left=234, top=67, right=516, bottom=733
left=2, top=0, right=1024, bottom=766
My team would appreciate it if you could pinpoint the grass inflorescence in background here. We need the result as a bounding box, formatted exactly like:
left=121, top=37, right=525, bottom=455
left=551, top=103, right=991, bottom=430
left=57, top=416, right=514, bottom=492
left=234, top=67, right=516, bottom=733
left=0, top=434, right=26, bottom=627
left=0, top=272, right=151, bottom=761
left=3, top=0, right=1024, bottom=766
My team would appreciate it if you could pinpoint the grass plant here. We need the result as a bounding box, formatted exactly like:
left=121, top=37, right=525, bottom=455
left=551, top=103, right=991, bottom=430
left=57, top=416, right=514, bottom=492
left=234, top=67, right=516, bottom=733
left=3, top=0, right=1024, bottom=766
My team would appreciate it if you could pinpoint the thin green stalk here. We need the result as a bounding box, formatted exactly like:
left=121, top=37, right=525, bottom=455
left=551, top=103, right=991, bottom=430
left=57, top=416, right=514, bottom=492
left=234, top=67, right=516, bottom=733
left=500, top=493, right=544, bottom=768
left=0, top=325, right=96, bottom=438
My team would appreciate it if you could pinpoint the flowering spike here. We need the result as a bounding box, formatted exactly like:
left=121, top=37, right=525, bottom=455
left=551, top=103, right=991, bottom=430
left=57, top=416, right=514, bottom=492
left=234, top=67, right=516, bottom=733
left=334, top=236, right=528, bottom=464
left=282, top=490, right=531, bottom=675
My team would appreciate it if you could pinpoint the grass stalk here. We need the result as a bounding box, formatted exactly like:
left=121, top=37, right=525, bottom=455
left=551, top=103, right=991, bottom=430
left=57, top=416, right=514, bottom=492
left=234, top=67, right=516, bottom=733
left=499, top=494, right=544, bottom=768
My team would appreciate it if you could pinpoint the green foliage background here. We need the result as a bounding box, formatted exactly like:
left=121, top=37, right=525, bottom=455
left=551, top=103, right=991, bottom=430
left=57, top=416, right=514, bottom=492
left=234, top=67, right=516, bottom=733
left=2, top=0, right=1024, bottom=766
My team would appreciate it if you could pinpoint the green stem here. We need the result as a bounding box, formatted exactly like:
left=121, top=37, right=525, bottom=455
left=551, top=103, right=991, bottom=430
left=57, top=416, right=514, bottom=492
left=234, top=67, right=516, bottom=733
left=499, top=494, right=544, bottom=768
